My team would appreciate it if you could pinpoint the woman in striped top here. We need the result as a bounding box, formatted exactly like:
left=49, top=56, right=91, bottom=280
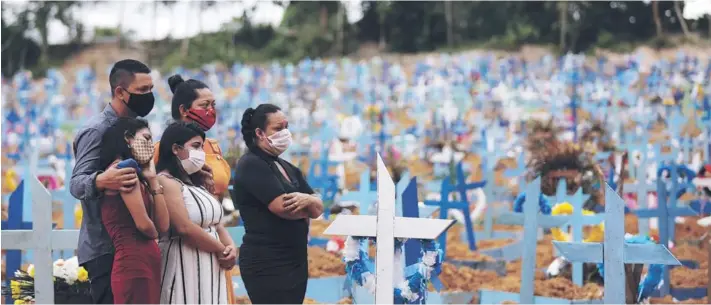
left=156, top=121, right=236, bottom=304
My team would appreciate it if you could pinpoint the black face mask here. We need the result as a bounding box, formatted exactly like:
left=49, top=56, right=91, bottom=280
left=122, top=89, right=155, bottom=117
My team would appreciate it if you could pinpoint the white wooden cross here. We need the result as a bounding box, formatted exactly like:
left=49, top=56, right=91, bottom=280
left=1, top=176, right=80, bottom=304
left=324, top=154, right=455, bottom=304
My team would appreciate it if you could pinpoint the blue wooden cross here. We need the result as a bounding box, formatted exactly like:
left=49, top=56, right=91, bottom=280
left=550, top=180, right=600, bottom=286
left=340, top=171, right=377, bottom=215
left=307, top=148, right=340, bottom=206
left=1, top=182, right=35, bottom=304
left=622, top=137, right=656, bottom=236
left=52, top=147, right=79, bottom=259
left=634, top=177, right=698, bottom=295
left=479, top=144, right=508, bottom=239
left=554, top=184, right=683, bottom=304
left=400, top=177, right=441, bottom=267
left=503, top=151, right=526, bottom=179
left=496, top=178, right=568, bottom=304
left=423, top=177, right=477, bottom=257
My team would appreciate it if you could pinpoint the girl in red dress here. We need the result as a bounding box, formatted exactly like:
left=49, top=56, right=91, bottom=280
left=99, top=117, right=170, bottom=304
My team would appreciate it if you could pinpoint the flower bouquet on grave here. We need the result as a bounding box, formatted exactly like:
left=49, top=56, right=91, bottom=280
left=2, top=256, right=91, bottom=304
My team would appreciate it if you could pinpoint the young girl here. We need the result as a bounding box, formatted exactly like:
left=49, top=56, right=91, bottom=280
left=98, top=117, right=170, bottom=304
left=156, top=121, right=235, bottom=304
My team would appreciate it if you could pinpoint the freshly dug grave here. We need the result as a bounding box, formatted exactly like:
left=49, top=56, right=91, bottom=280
left=445, top=225, right=516, bottom=262
left=309, top=219, right=332, bottom=238
left=437, top=263, right=602, bottom=301
left=308, top=247, right=346, bottom=278
left=505, top=235, right=557, bottom=276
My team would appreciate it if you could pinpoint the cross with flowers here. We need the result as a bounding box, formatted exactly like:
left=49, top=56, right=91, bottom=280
left=1, top=176, right=80, bottom=304
left=323, top=154, right=455, bottom=304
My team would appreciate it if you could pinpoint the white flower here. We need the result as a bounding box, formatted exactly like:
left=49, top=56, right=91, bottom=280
left=62, top=257, right=80, bottom=284
left=343, top=237, right=361, bottom=261
left=326, top=240, right=340, bottom=254
left=421, top=251, right=437, bottom=267
left=362, top=273, right=376, bottom=294
left=398, top=283, right=419, bottom=302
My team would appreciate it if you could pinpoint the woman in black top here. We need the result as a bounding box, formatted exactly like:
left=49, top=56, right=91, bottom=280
left=232, top=103, right=324, bottom=304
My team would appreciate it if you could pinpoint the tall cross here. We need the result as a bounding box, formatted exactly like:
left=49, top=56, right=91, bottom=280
left=1, top=176, right=80, bottom=304
left=554, top=184, right=683, bottom=304
left=423, top=177, right=478, bottom=256
left=323, top=154, right=455, bottom=304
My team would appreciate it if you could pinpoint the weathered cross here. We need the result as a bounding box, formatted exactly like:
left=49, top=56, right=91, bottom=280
left=554, top=184, right=682, bottom=304
left=1, top=176, right=80, bottom=304
left=323, top=154, right=455, bottom=304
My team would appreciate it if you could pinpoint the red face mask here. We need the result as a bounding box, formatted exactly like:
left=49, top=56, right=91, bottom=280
left=187, top=108, right=217, bottom=131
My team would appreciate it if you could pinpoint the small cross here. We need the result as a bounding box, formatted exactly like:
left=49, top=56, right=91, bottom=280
left=1, top=176, right=80, bottom=304
left=323, top=154, right=455, bottom=304
left=554, top=184, right=682, bottom=304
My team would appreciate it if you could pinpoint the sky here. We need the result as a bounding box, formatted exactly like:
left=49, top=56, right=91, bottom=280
left=3, top=0, right=364, bottom=45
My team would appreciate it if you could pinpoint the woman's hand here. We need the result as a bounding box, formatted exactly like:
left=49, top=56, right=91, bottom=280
left=193, top=163, right=216, bottom=194
left=283, top=192, right=314, bottom=213
left=218, top=244, right=237, bottom=270
left=143, top=160, right=158, bottom=180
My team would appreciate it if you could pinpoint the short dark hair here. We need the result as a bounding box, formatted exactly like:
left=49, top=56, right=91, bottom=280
left=156, top=121, right=206, bottom=184
left=109, top=59, right=151, bottom=97
left=240, top=103, right=281, bottom=148
left=167, top=74, right=210, bottom=120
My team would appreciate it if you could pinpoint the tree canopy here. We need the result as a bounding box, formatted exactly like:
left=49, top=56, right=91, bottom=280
left=2, top=1, right=710, bottom=77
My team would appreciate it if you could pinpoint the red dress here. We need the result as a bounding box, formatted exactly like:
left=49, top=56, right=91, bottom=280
left=101, top=185, right=161, bottom=304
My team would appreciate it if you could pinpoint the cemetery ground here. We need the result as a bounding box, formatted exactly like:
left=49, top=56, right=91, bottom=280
left=2, top=157, right=709, bottom=304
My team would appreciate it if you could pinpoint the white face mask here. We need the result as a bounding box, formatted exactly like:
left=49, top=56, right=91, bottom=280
left=267, top=129, right=292, bottom=155
left=181, top=149, right=206, bottom=175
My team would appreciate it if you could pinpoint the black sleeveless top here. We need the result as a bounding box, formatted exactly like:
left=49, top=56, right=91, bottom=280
left=232, top=146, right=314, bottom=278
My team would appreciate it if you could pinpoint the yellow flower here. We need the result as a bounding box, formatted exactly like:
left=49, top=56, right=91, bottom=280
left=11, top=280, right=20, bottom=296
left=14, top=299, right=25, bottom=305
left=27, top=265, right=34, bottom=278
left=77, top=267, right=89, bottom=283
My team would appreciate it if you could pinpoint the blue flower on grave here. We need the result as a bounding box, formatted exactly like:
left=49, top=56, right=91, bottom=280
left=513, top=193, right=551, bottom=215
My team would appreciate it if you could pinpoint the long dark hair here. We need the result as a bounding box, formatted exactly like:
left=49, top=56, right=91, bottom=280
left=99, top=117, right=152, bottom=190
left=240, top=103, right=281, bottom=149
left=168, top=74, right=210, bottom=120
left=156, top=121, right=206, bottom=184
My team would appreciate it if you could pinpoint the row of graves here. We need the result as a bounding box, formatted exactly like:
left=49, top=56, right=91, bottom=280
left=2, top=52, right=711, bottom=304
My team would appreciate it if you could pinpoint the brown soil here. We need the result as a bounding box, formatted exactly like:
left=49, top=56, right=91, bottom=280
left=437, top=262, right=603, bottom=300
left=649, top=295, right=709, bottom=304
left=309, top=219, right=332, bottom=238
left=307, top=247, right=346, bottom=278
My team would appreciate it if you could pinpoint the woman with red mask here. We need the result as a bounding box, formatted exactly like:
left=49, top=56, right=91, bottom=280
left=154, top=75, right=236, bottom=303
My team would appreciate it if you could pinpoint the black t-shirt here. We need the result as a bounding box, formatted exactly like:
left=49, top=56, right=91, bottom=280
left=232, top=147, right=314, bottom=277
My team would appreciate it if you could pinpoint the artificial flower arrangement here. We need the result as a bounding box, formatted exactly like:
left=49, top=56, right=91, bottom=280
left=2, top=256, right=91, bottom=304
